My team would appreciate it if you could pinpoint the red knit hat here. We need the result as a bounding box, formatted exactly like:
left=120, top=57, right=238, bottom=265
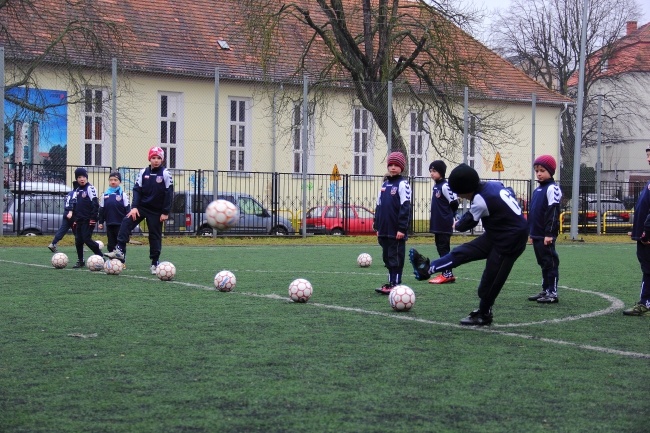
left=148, top=146, right=165, bottom=161
left=387, top=152, right=406, bottom=172
left=533, top=155, right=556, bottom=176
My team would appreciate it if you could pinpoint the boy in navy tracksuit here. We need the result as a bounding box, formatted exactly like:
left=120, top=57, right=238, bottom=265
left=421, top=164, right=529, bottom=325
left=410, top=160, right=459, bottom=284
left=47, top=181, right=78, bottom=253
left=105, top=146, right=173, bottom=274
left=527, top=155, right=562, bottom=304
left=624, top=146, right=650, bottom=316
left=373, top=152, right=412, bottom=295
left=71, top=168, right=103, bottom=268
left=98, top=171, right=130, bottom=265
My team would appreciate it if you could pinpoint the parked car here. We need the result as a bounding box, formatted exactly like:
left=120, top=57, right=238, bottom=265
left=3, top=192, right=142, bottom=236
left=561, top=195, right=631, bottom=232
left=304, top=205, right=375, bottom=235
left=166, top=191, right=294, bottom=236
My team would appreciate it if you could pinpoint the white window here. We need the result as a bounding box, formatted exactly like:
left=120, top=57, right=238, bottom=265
left=229, top=98, right=252, bottom=172
left=353, top=107, right=373, bottom=175
left=409, top=111, right=429, bottom=177
left=159, top=92, right=183, bottom=169
left=468, top=115, right=481, bottom=170
left=292, top=102, right=315, bottom=173
left=83, top=89, right=108, bottom=166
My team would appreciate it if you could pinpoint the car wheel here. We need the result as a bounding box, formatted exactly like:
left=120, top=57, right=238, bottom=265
left=270, top=226, right=288, bottom=236
left=22, top=229, right=41, bottom=236
left=197, top=226, right=215, bottom=237
left=330, top=228, right=345, bottom=236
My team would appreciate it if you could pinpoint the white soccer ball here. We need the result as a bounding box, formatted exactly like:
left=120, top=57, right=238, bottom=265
left=389, top=285, right=416, bottom=312
left=103, top=258, right=124, bottom=275
left=51, top=252, right=69, bottom=269
left=205, top=199, right=239, bottom=230
left=156, top=261, right=176, bottom=281
left=86, top=254, right=105, bottom=272
left=96, top=240, right=104, bottom=250
left=288, top=278, right=313, bottom=303
left=214, top=270, right=236, bottom=292
left=357, top=253, right=372, bottom=267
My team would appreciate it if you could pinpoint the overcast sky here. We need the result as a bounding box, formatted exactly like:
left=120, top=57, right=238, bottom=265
left=474, top=0, right=650, bottom=25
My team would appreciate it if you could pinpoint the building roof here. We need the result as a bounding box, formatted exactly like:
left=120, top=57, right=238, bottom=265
left=1, top=0, right=571, bottom=106
left=568, top=21, right=650, bottom=86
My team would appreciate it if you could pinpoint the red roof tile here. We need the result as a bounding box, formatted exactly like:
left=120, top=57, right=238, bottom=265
left=1, top=0, right=570, bottom=105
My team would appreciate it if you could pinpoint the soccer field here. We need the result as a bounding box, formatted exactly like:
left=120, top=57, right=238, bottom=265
left=1, top=240, right=648, bottom=432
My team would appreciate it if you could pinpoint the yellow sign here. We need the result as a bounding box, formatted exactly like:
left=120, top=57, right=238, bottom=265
left=492, top=152, right=504, bottom=172
left=331, top=164, right=342, bottom=181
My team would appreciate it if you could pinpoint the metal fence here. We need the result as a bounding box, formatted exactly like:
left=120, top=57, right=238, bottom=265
left=2, top=162, right=643, bottom=236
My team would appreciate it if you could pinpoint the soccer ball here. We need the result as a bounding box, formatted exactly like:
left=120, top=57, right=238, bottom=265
left=86, top=255, right=105, bottom=271
left=103, top=258, right=124, bottom=275
left=96, top=240, right=104, bottom=250
left=156, top=261, right=176, bottom=281
left=214, top=270, right=236, bottom=292
left=288, top=278, right=313, bottom=303
left=389, top=285, right=416, bottom=312
left=357, top=253, right=372, bottom=267
left=51, top=252, right=68, bottom=269
left=205, top=199, right=239, bottom=230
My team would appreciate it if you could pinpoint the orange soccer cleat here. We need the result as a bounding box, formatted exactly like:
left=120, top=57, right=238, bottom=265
left=428, top=274, right=456, bottom=284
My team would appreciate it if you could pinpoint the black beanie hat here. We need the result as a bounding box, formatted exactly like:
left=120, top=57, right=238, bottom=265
left=428, top=160, right=447, bottom=178
left=109, top=171, right=122, bottom=182
left=74, top=167, right=88, bottom=179
left=448, top=163, right=480, bottom=194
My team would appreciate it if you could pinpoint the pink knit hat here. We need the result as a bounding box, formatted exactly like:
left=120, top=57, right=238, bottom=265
left=387, top=152, right=406, bottom=172
left=533, top=155, right=556, bottom=176
left=148, top=146, right=165, bottom=161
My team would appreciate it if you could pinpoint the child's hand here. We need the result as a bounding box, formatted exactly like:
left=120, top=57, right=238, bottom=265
left=543, top=236, right=554, bottom=245
left=396, top=231, right=405, bottom=240
left=98, top=224, right=104, bottom=230
left=160, top=214, right=169, bottom=222
left=127, top=208, right=140, bottom=220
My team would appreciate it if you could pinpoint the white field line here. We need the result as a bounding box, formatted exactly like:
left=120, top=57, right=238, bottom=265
left=2, top=259, right=648, bottom=360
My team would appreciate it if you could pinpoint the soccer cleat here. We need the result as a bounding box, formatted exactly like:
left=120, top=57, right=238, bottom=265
left=375, top=283, right=394, bottom=295
left=528, top=291, right=547, bottom=301
left=72, top=261, right=85, bottom=269
left=622, top=303, right=650, bottom=316
left=47, top=243, right=58, bottom=253
left=409, top=248, right=431, bottom=281
left=459, top=309, right=493, bottom=326
left=428, top=274, right=456, bottom=284
left=104, top=248, right=125, bottom=260
left=150, top=265, right=157, bottom=275
left=537, top=295, right=559, bottom=304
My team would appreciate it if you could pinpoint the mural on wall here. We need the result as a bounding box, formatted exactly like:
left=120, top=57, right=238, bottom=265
left=4, top=87, right=68, bottom=178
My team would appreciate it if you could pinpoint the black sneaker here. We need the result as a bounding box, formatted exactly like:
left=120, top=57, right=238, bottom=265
left=375, top=283, right=394, bottom=295
left=409, top=248, right=431, bottom=281
left=459, top=309, right=493, bottom=326
left=537, top=295, right=559, bottom=304
left=72, top=261, right=85, bottom=269
left=528, top=291, right=547, bottom=301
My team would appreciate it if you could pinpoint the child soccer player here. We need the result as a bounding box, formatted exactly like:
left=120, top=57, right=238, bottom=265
left=624, top=145, right=650, bottom=316
left=410, top=160, right=459, bottom=284
left=105, top=146, right=173, bottom=274
left=373, top=151, right=412, bottom=295
left=71, top=168, right=103, bottom=268
left=98, top=171, right=130, bottom=266
left=411, top=164, right=529, bottom=325
left=47, top=181, right=78, bottom=253
left=527, top=155, right=562, bottom=304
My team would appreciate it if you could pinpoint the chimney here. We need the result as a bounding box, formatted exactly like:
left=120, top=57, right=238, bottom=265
left=627, top=21, right=637, bottom=35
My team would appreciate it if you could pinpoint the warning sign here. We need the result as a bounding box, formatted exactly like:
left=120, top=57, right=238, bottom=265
left=491, top=152, right=504, bottom=172
left=331, top=164, right=342, bottom=181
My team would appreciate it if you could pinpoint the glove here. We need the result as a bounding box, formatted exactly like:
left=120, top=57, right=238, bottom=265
left=408, top=248, right=431, bottom=281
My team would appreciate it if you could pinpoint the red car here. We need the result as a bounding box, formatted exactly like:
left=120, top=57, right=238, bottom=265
left=305, top=205, right=375, bottom=235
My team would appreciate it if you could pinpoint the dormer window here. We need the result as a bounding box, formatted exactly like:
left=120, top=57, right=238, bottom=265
left=217, top=40, right=231, bottom=50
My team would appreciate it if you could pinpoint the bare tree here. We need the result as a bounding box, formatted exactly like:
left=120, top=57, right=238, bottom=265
left=1, top=0, right=124, bottom=158
left=238, top=0, right=512, bottom=171
left=489, top=0, right=645, bottom=182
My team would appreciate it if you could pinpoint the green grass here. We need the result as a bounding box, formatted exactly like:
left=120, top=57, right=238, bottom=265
left=1, top=237, right=649, bottom=432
